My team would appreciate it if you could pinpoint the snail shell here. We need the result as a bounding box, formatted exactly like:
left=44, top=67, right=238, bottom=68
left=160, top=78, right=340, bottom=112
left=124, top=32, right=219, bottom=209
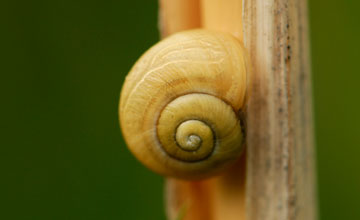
left=119, top=30, right=249, bottom=179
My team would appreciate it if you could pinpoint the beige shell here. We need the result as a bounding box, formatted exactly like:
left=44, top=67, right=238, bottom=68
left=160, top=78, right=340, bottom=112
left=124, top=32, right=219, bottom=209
left=119, top=29, right=249, bottom=179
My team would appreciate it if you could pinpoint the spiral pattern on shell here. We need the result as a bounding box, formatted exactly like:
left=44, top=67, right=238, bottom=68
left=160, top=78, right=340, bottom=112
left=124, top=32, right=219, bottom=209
left=119, top=30, right=249, bottom=179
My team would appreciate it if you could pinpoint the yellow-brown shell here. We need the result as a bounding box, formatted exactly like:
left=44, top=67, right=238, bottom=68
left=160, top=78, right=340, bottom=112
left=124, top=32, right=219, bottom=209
left=119, top=30, right=249, bottom=179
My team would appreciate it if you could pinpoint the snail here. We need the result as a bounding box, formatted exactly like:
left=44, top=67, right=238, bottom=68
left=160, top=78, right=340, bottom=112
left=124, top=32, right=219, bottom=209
left=119, top=29, right=249, bottom=179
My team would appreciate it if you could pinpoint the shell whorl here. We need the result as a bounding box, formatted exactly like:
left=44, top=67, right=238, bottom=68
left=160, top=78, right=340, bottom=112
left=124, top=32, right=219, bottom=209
left=119, top=30, right=249, bottom=179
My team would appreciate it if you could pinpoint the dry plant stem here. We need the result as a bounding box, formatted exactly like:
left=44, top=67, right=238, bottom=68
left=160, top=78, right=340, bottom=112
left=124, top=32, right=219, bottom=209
left=160, top=0, right=317, bottom=219
left=243, top=0, right=317, bottom=219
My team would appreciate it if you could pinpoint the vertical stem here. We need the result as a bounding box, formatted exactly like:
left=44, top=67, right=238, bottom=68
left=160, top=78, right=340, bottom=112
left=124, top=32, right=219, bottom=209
left=243, top=0, right=317, bottom=219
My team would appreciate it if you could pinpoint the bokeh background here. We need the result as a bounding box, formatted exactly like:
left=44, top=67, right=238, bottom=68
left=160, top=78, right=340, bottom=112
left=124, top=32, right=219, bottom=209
left=1, top=0, right=359, bottom=219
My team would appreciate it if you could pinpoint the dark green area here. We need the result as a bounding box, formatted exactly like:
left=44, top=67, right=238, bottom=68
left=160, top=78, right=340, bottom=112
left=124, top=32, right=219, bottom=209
left=0, top=0, right=359, bottom=219
left=310, top=1, right=360, bottom=219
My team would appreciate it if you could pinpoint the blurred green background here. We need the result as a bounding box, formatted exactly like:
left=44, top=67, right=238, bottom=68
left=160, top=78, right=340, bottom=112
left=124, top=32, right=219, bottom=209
left=1, top=0, right=359, bottom=219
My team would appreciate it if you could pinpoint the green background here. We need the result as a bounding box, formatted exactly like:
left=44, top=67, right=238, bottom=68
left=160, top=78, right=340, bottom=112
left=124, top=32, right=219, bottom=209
left=1, top=0, right=359, bottom=219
